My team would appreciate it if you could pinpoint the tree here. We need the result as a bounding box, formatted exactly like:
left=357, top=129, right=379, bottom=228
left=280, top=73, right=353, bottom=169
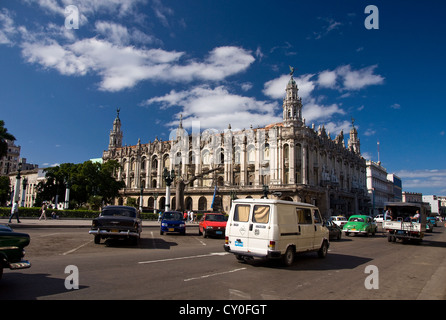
left=35, top=160, right=124, bottom=208
left=0, top=120, right=16, bottom=159
left=0, top=176, right=10, bottom=206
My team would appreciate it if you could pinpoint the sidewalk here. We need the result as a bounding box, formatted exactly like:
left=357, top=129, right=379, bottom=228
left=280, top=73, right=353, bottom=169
left=0, top=218, right=199, bottom=229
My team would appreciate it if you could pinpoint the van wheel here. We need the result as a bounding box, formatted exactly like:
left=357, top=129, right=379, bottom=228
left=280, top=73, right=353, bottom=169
left=318, top=241, right=328, bottom=258
left=282, top=247, right=295, bottom=267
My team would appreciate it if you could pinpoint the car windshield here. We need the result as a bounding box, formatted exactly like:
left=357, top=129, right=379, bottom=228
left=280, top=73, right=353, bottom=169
left=163, top=212, right=183, bottom=221
left=102, top=209, right=136, bottom=218
left=205, top=214, right=226, bottom=222
left=349, top=217, right=365, bottom=222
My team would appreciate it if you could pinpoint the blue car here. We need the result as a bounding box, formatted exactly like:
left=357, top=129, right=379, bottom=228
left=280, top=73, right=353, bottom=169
left=160, top=211, right=186, bottom=235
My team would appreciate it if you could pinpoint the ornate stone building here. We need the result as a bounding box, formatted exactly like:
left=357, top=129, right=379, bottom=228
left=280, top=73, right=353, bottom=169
left=102, top=73, right=369, bottom=217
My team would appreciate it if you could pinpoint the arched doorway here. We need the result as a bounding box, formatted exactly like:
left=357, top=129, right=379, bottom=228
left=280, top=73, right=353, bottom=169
left=198, top=196, right=207, bottom=211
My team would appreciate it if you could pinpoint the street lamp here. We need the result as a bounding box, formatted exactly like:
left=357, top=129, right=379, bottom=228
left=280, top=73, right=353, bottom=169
left=163, top=167, right=175, bottom=212
left=262, top=184, right=269, bottom=199
left=64, top=178, right=71, bottom=210
left=21, top=177, right=28, bottom=207
left=13, top=163, right=22, bottom=203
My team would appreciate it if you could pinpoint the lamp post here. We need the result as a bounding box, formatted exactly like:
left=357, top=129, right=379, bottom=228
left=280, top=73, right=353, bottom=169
left=21, top=177, right=28, bottom=207
left=163, top=167, right=175, bottom=212
left=262, top=184, right=269, bottom=199
left=139, top=177, right=144, bottom=212
left=13, top=164, right=22, bottom=203
left=153, top=192, right=159, bottom=214
left=64, top=178, right=71, bottom=210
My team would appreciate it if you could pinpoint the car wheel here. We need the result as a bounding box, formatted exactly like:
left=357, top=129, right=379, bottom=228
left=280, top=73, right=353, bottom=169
left=94, top=235, right=101, bottom=244
left=337, top=231, right=342, bottom=240
left=160, top=230, right=164, bottom=235
left=0, top=266, right=3, bottom=280
left=318, top=241, right=328, bottom=258
left=282, top=246, right=295, bottom=267
left=203, top=230, right=208, bottom=238
left=198, top=228, right=202, bottom=236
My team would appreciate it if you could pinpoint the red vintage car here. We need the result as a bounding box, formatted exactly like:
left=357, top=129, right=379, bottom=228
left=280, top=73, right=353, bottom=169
left=198, top=213, right=227, bottom=238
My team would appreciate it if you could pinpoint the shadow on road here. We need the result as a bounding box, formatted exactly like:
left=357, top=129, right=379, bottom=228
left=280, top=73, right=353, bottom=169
left=101, top=237, right=178, bottom=250
left=245, top=252, right=373, bottom=271
left=0, top=272, right=88, bottom=300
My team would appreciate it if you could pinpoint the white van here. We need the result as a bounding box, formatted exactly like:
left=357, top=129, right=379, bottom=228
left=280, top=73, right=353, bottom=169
left=224, top=199, right=329, bottom=266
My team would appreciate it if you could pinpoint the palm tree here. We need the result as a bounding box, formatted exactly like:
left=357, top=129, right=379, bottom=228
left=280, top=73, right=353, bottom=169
left=0, top=120, right=16, bottom=159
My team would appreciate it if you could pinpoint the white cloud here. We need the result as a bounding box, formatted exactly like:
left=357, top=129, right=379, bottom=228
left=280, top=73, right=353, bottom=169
left=396, top=169, right=446, bottom=193
left=20, top=35, right=254, bottom=91
left=336, top=64, right=384, bottom=90
left=142, top=85, right=280, bottom=131
left=317, top=70, right=337, bottom=88
left=0, top=8, right=17, bottom=45
left=303, top=102, right=345, bottom=124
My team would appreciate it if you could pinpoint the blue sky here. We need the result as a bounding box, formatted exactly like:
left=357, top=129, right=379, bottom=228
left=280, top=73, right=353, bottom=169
left=1, top=0, right=445, bottom=195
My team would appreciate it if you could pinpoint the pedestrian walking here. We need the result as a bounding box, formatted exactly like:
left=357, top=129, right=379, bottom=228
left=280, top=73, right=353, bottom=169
left=39, top=202, right=47, bottom=220
left=8, top=201, right=20, bottom=223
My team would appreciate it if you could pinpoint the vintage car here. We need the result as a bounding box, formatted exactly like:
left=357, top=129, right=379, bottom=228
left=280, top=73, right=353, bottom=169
left=0, top=224, right=31, bottom=280
left=89, top=205, right=142, bottom=245
left=426, top=216, right=437, bottom=228
left=326, top=218, right=342, bottom=240
left=331, top=215, right=348, bottom=228
left=342, top=215, right=377, bottom=236
left=198, top=213, right=227, bottom=238
left=160, top=211, right=186, bottom=235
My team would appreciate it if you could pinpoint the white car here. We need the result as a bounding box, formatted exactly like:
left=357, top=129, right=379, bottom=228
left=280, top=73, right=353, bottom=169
left=331, top=216, right=348, bottom=228
left=374, top=214, right=391, bottom=223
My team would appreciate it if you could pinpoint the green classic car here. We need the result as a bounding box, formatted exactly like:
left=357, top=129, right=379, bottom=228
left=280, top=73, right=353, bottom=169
left=342, top=215, right=377, bottom=236
left=0, top=224, right=31, bottom=280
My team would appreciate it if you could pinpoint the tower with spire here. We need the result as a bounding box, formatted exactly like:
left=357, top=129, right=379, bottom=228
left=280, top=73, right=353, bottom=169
left=348, top=117, right=360, bottom=154
left=108, top=108, right=123, bottom=150
left=282, top=66, right=303, bottom=127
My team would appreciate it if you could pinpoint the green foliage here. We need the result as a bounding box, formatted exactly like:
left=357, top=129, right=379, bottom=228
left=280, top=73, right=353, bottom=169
left=0, top=120, right=16, bottom=159
left=35, top=160, right=125, bottom=208
left=0, top=207, right=160, bottom=220
left=0, top=176, right=10, bottom=206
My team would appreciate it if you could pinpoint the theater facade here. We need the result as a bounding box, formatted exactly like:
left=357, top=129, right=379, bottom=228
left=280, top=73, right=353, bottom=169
left=102, top=73, right=369, bottom=217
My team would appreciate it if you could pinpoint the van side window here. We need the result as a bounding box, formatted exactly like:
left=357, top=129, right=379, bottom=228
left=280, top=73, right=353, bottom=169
left=297, top=208, right=312, bottom=224
left=253, top=205, right=270, bottom=224
left=313, top=209, right=322, bottom=224
left=234, top=204, right=250, bottom=222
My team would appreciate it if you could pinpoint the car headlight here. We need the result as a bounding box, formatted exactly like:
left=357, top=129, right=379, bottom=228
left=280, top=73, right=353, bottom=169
left=162, top=223, right=167, bottom=227
left=206, top=226, right=213, bottom=230
left=180, top=223, right=185, bottom=227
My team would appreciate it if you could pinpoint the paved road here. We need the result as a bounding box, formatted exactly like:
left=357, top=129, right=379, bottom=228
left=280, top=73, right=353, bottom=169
left=1, top=222, right=445, bottom=301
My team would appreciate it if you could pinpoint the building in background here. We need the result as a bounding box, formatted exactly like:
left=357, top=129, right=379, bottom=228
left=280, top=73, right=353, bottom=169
left=103, top=73, right=369, bottom=217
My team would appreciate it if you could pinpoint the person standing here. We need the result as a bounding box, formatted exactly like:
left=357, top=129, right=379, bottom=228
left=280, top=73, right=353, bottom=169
left=8, top=201, right=20, bottom=223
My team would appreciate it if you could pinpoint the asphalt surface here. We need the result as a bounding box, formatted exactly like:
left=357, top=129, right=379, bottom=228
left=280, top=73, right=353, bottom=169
left=0, top=218, right=197, bottom=229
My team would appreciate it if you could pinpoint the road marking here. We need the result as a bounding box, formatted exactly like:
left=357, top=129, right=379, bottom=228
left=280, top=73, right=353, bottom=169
left=184, top=267, right=246, bottom=282
left=193, top=237, right=207, bottom=246
left=37, top=232, right=61, bottom=238
left=61, top=240, right=93, bottom=255
left=138, top=252, right=229, bottom=264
